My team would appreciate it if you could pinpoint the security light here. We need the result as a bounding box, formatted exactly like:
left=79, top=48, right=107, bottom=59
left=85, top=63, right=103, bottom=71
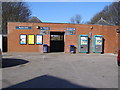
left=116, top=29, right=120, bottom=33
left=90, top=26, right=93, bottom=30
left=36, top=26, right=40, bottom=29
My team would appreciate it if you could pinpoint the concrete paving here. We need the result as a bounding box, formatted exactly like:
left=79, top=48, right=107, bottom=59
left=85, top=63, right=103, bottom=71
left=1, top=53, right=119, bottom=88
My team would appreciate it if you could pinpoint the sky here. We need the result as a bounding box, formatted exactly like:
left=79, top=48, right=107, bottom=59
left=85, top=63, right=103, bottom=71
left=27, top=2, right=113, bottom=23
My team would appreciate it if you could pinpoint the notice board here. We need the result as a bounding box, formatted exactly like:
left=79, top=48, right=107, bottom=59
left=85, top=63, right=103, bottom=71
left=36, top=35, right=42, bottom=44
left=28, top=35, right=35, bottom=45
left=20, top=34, right=27, bottom=45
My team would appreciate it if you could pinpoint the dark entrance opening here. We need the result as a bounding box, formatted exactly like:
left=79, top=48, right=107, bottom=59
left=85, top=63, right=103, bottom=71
left=3, top=36, right=7, bottom=52
left=50, top=32, right=64, bottom=52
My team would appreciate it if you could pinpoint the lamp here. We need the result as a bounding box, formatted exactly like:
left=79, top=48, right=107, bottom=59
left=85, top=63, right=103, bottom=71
left=36, top=26, right=40, bottom=29
left=90, top=26, right=93, bottom=30
left=116, top=29, right=120, bottom=33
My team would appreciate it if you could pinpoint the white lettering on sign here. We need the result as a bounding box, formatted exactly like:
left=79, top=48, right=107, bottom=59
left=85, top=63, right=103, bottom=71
left=16, top=26, right=32, bottom=29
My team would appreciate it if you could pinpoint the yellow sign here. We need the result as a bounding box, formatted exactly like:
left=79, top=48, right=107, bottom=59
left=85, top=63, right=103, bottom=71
left=28, top=35, right=34, bottom=44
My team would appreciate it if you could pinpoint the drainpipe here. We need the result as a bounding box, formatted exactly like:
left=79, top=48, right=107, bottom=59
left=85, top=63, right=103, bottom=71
left=0, top=1, right=2, bottom=52
left=116, top=28, right=120, bottom=53
left=89, top=26, right=93, bottom=53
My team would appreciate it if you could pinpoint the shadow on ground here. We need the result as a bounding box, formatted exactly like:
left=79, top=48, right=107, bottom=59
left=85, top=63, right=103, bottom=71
left=3, top=75, right=98, bottom=89
left=2, top=58, right=29, bottom=68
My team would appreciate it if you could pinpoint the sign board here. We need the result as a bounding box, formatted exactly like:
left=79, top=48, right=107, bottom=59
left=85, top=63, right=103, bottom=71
left=40, top=27, right=50, bottom=30
left=66, top=28, right=76, bottom=35
left=81, top=37, right=88, bottom=45
left=20, top=35, right=27, bottom=45
left=40, top=30, right=49, bottom=35
left=36, top=35, right=42, bottom=44
left=28, top=35, right=34, bottom=45
left=66, top=28, right=76, bottom=31
left=40, top=27, right=50, bottom=35
left=95, top=37, right=102, bottom=45
left=16, top=26, right=32, bottom=29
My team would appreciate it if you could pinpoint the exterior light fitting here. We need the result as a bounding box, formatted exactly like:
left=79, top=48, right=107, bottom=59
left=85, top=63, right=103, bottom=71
left=90, top=26, right=93, bottom=30
left=116, top=29, right=120, bottom=33
left=36, top=26, right=40, bottom=29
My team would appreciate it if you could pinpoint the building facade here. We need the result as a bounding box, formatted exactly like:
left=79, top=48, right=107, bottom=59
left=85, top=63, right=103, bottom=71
left=8, top=22, right=120, bottom=53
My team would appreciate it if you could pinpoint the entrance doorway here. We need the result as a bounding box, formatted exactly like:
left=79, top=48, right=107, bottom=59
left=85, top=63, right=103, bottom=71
left=50, top=32, right=64, bottom=52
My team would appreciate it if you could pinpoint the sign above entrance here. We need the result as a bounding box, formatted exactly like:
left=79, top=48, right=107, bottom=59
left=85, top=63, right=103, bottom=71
left=16, top=26, right=32, bottom=29
left=66, top=28, right=76, bottom=35
left=40, top=27, right=50, bottom=30
left=40, top=30, right=49, bottom=35
left=66, top=28, right=76, bottom=31
left=40, top=27, right=50, bottom=35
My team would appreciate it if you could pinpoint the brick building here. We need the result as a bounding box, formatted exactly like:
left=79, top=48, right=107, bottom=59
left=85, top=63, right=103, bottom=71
left=8, top=22, right=120, bottom=53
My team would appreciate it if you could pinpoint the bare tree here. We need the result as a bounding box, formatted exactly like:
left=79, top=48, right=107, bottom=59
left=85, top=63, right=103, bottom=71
left=75, top=14, right=81, bottom=24
left=70, top=14, right=82, bottom=24
left=70, top=17, right=75, bottom=24
left=2, top=2, right=31, bottom=34
left=89, top=2, right=120, bottom=25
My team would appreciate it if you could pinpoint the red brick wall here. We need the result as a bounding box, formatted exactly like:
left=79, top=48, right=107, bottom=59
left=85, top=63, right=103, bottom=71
left=8, top=22, right=119, bottom=53
left=8, top=23, right=39, bottom=52
left=117, top=26, right=120, bottom=50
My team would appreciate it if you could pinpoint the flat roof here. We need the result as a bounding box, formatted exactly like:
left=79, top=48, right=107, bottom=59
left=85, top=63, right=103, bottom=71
left=7, top=21, right=118, bottom=26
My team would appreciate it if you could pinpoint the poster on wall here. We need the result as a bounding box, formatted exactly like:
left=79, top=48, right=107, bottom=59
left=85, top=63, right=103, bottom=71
left=96, top=37, right=102, bottom=45
left=81, top=37, right=88, bottom=45
left=20, top=35, right=27, bottom=45
left=28, top=35, right=35, bottom=45
left=36, top=35, right=42, bottom=44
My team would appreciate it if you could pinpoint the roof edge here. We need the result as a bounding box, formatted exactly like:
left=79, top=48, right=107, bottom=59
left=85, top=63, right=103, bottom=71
left=7, top=22, right=118, bottom=26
